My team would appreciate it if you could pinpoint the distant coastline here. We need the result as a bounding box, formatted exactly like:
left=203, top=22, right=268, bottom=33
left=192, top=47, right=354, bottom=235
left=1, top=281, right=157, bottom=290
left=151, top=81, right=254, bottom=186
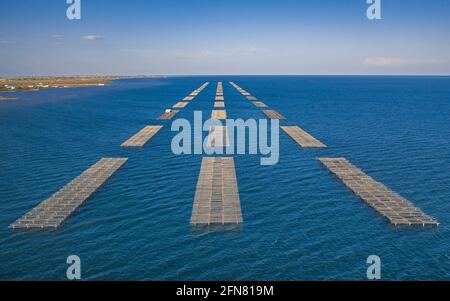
left=0, top=75, right=163, bottom=93
left=0, top=96, right=17, bottom=101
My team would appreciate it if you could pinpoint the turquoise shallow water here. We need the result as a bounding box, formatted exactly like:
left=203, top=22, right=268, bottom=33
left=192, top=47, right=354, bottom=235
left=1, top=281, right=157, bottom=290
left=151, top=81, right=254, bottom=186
left=1, top=76, right=450, bottom=280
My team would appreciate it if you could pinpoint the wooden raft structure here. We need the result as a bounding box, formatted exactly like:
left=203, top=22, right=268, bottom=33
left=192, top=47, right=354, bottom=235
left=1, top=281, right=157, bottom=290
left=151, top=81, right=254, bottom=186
left=157, top=110, right=180, bottom=120
left=211, top=110, right=227, bottom=120
left=216, top=82, right=223, bottom=92
left=319, top=158, right=439, bottom=227
left=281, top=126, right=326, bottom=148
left=252, top=101, right=267, bottom=108
left=214, top=101, right=225, bottom=108
left=173, top=102, right=189, bottom=108
left=191, top=157, right=242, bottom=225
left=215, top=96, right=224, bottom=101
left=262, top=109, right=286, bottom=120
left=10, top=158, right=128, bottom=230
left=184, top=82, right=210, bottom=100
left=246, top=96, right=258, bottom=101
left=206, top=126, right=229, bottom=147
left=121, top=125, right=163, bottom=148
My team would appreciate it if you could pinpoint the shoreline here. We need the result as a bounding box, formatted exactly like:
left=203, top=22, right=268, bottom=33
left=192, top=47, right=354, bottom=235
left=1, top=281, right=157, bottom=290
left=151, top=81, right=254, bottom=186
left=0, top=75, right=163, bottom=93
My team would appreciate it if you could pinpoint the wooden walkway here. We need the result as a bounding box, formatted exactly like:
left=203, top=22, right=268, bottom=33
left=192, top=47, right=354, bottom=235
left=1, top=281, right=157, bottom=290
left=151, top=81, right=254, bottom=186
left=173, top=102, right=189, bottom=108
left=214, top=101, right=225, bottom=108
left=215, top=96, right=224, bottom=101
left=10, top=158, right=128, bottom=230
left=252, top=101, right=267, bottom=108
left=121, top=125, right=163, bottom=148
left=206, top=126, right=229, bottom=147
left=281, top=126, right=326, bottom=148
left=157, top=110, right=180, bottom=120
left=191, top=157, right=242, bottom=225
left=183, top=96, right=194, bottom=101
left=211, top=110, right=227, bottom=120
left=319, top=158, right=439, bottom=227
left=246, top=96, right=258, bottom=101
left=262, top=109, right=286, bottom=120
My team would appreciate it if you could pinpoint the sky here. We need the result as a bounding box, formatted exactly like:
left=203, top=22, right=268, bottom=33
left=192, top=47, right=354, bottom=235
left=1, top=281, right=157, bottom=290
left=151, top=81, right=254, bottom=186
left=0, top=0, right=449, bottom=76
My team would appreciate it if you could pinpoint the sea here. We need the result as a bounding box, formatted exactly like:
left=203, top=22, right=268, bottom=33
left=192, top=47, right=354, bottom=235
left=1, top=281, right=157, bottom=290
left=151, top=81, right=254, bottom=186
left=1, top=76, right=450, bottom=280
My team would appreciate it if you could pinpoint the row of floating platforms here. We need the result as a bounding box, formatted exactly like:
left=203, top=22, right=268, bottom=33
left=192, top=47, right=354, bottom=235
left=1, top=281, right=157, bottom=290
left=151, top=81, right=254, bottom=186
left=215, top=82, right=224, bottom=101
left=163, top=82, right=210, bottom=118
left=319, top=158, right=439, bottom=227
left=173, top=102, right=189, bottom=108
left=157, top=109, right=180, bottom=120
left=230, top=82, right=285, bottom=120
left=10, top=158, right=128, bottom=229
left=10, top=82, right=214, bottom=230
left=252, top=101, right=267, bottom=108
left=229, top=81, right=438, bottom=227
left=191, top=157, right=242, bottom=225
left=191, top=84, right=242, bottom=225
left=183, top=82, right=209, bottom=101
left=121, top=125, right=163, bottom=148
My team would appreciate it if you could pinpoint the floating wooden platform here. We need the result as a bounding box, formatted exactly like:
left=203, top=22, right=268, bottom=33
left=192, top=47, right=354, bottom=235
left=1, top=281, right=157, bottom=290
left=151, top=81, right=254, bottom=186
left=229, top=82, right=246, bottom=94
left=211, top=110, right=227, bottom=120
left=191, top=157, right=242, bottom=225
left=121, top=125, right=163, bottom=148
left=281, top=126, right=326, bottom=148
left=184, top=82, right=209, bottom=100
left=262, top=110, right=286, bottom=120
left=10, top=158, right=128, bottom=230
left=246, top=96, right=258, bottom=101
left=173, top=102, right=189, bottom=108
left=319, top=158, right=439, bottom=227
left=206, top=126, right=229, bottom=147
left=157, top=110, right=180, bottom=120
left=252, top=101, right=267, bottom=108
left=214, top=101, right=225, bottom=108
left=215, top=96, right=224, bottom=101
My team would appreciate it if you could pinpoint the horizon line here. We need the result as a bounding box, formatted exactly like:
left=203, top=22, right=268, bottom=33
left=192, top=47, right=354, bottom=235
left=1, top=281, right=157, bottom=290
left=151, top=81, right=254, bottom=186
left=2, top=74, right=450, bottom=78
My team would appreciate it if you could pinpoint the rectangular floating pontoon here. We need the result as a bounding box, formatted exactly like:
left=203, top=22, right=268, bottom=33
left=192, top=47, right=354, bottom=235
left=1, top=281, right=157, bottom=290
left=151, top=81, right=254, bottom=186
left=10, top=158, right=128, bottom=230
left=319, top=158, right=439, bottom=227
left=191, top=157, right=242, bottom=225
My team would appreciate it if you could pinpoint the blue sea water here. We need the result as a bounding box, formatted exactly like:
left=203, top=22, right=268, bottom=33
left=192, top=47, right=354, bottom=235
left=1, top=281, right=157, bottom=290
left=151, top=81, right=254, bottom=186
left=1, top=76, right=450, bottom=280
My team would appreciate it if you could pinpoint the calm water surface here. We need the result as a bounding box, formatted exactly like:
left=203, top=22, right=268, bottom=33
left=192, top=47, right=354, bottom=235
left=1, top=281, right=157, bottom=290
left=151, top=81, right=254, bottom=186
left=1, top=76, right=450, bottom=280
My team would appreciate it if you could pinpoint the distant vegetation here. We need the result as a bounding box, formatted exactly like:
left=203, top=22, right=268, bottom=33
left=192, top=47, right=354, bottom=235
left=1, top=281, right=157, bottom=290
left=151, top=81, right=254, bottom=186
left=0, top=75, right=162, bottom=92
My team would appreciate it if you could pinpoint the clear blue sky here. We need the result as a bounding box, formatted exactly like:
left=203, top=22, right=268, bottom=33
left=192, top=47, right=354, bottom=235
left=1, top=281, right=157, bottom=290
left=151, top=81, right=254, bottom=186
left=0, top=0, right=449, bottom=76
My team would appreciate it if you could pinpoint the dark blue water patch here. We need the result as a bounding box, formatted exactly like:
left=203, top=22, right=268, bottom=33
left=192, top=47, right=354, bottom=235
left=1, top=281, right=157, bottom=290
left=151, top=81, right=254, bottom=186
left=1, top=76, right=450, bottom=280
